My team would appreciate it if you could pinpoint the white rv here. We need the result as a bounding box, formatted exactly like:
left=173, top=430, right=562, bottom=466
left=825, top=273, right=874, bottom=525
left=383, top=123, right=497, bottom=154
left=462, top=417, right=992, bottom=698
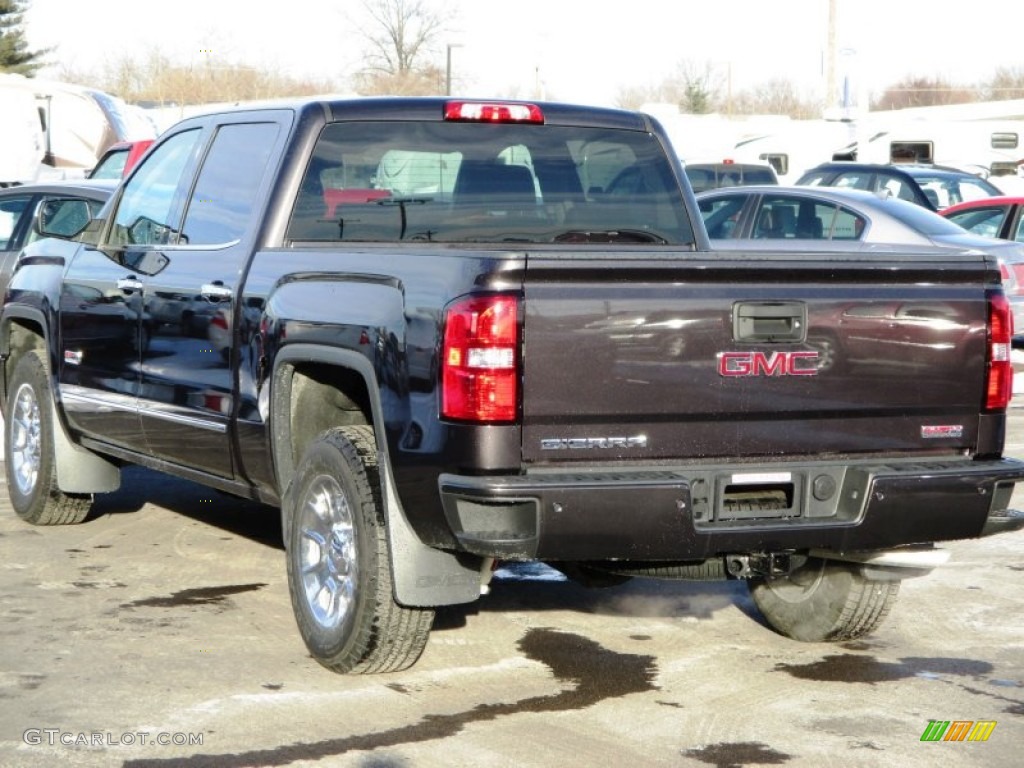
left=0, top=74, right=45, bottom=186
left=0, top=75, right=156, bottom=185
left=853, top=117, right=1023, bottom=176
left=727, top=119, right=859, bottom=184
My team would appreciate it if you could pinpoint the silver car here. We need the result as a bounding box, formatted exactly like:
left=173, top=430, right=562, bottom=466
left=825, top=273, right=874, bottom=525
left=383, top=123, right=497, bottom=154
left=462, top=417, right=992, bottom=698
left=697, top=185, right=1024, bottom=339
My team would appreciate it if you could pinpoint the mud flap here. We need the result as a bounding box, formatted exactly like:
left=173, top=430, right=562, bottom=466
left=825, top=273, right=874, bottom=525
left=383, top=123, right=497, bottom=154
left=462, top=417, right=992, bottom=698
left=380, top=462, right=484, bottom=607
left=50, top=394, right=120, bottom=494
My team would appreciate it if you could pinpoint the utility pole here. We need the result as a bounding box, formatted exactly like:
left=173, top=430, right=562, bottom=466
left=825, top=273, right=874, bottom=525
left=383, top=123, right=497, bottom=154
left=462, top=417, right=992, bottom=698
left=826, top=0, right=838, bottom=109
left=445, top=44, right=462, bottom=96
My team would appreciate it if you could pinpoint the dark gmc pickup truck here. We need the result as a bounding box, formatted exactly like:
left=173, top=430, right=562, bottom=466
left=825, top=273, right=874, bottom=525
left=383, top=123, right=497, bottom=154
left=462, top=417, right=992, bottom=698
left=4, top=97, right=1024, bottom=674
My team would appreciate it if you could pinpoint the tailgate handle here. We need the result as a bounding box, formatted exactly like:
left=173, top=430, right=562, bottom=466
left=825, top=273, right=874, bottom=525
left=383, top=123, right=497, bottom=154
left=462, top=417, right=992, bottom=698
left=733, top=302, right=806, bottom=342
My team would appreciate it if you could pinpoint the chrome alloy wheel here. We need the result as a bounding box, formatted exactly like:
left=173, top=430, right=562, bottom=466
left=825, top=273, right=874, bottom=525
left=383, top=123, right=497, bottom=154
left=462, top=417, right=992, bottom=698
left=297, top=474, right=359, bottom=631
left=10, top=382, right=43, bottom=498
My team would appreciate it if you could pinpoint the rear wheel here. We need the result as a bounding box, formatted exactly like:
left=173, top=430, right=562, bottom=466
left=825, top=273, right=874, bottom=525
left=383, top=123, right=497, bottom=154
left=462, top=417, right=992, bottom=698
left=748, top=557, right=899, bottom=642
left=285, top=425, right=434, bottom=674
left=4, top=349, right=93, bottom=525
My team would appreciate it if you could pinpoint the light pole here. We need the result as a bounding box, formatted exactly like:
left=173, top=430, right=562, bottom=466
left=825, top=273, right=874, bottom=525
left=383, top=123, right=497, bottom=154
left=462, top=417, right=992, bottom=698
left=446, top=44, right=462, bottom=95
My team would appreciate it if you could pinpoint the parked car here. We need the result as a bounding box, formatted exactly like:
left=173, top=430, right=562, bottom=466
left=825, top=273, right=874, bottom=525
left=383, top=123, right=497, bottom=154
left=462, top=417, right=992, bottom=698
left=941, top=196, right=1024, bottom=243
left=88, top=139, right=155, bottom=180
left=696, top=184, right=1024, bottom=339
left=684, top=161, right=778, bottom=193
left=0, top=179, right=116, bottom=297
left=796, top=162, right=1002, bottom=211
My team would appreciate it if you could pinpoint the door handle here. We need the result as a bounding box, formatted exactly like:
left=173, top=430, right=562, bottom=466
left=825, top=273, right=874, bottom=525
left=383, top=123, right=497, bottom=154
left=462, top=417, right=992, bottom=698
left=117, top=276, right=143, bottom=293
left=733, top=302, right=807, bottom=343
left=201, top=282, right=233, bottom=301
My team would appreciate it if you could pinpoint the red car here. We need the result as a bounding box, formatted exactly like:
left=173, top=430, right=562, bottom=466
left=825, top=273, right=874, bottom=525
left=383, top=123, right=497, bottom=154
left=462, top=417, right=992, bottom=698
left=943, top=196, right=1024, bottom=341
left=87, top=139, right=154, bottom=180
left=942, top=196, right=1024, bottom=243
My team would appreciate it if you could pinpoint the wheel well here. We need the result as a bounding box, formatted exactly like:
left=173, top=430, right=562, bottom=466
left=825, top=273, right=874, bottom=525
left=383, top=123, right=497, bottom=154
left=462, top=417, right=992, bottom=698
left=278, top=362, right=373, bottom=491
left=4, top=319, right=46, bottom=386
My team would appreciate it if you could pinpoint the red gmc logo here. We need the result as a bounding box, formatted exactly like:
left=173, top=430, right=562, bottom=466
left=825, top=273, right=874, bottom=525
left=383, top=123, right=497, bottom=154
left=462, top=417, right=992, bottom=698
left=718, top=351, right=820, bottom=377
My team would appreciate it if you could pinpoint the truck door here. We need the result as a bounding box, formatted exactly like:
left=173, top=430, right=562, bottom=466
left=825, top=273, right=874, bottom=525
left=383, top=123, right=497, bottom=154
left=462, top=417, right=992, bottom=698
left=59, top=128, right=203, bottom=449
left=137, top=120, right=282, bottom=478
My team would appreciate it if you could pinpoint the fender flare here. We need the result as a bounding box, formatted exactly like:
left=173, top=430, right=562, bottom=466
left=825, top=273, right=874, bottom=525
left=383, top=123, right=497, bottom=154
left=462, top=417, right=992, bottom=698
left=271, top=343, right=481, bottom=608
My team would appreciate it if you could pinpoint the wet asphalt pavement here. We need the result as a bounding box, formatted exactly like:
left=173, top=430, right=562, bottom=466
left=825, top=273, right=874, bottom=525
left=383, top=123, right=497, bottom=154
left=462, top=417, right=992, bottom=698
left=1, top=414, right=1023, bottom=767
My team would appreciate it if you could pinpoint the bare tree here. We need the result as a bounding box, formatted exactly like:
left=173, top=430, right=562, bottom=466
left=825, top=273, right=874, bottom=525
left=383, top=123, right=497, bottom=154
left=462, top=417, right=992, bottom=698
left=985, top=66, right=1024, bottom=101
left=871, top=76, right=976, bottom=111
left=729, top=79, right=822, bottom=119
left=60, top=51, right=340, bottom=106
left=353, top=0, right=451, bottom=95
left=614, top=84, right=664, bottom=111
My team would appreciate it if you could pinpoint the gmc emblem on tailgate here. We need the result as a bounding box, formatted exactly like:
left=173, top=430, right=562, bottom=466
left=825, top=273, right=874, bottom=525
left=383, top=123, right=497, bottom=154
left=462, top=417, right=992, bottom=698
left=718, top=351, right=819, bottom=377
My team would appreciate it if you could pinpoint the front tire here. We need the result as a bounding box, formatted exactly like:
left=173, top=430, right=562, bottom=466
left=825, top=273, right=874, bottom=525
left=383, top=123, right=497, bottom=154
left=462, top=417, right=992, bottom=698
left=4, top=349, right=93, bottom=525
left=285, top=425, right=434, bottom=674
left=748, top=557, right=899, bottom=642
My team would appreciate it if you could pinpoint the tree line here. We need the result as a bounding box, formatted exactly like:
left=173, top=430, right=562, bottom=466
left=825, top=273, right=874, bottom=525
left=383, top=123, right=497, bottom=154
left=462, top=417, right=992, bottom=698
left=3, top=0, right=1023, bottom=116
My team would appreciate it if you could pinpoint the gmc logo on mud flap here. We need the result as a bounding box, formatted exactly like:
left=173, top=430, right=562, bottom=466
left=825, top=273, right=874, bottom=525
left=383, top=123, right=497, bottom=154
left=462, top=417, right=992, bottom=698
left=718, top=351, right=819, bottom=377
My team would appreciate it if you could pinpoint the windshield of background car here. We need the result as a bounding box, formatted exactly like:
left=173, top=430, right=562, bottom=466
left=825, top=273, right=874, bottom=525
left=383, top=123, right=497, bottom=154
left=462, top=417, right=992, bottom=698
left=90, top=150, right=129, bottom=180
left=944, top=206, right=1007, bottom=238
left=286, top=121, right=694, bottom=245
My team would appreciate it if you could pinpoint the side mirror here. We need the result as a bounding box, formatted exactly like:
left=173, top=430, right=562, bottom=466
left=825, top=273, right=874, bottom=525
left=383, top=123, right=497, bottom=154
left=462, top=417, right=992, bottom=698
left=35, top=198, right=95, bottom=240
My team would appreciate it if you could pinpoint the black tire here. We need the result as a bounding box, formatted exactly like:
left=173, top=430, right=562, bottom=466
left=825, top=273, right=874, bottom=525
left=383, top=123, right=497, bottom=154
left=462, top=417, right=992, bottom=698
left=285, top=425, right=434, bottom=674
left=4, top=349, right=93, bottom=525
left=748, top=557, right=900, bottom=642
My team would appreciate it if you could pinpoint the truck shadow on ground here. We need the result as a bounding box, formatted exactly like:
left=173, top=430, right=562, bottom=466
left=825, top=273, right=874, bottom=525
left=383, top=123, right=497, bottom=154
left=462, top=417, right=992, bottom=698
left=86, top=465, right=283, bottom=550
left=435, top=562, right=764, bottom=627
left=82, top=467, right=766, bottom=625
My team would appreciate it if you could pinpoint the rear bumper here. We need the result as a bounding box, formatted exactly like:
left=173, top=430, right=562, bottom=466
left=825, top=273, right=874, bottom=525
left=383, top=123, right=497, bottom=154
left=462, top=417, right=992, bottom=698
left=438, top=457, right=1024, bottom=560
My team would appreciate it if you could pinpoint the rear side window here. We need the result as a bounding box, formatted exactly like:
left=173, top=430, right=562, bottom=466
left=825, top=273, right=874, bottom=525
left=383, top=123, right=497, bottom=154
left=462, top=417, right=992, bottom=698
left=287, top=121, right=693, bottom=245
left=753, top=196, right=857, bottom=240
left=834, top=172, right=873, bottom=191
left=878, top=173, right=918, bottom=204
left=180, top=122, right=281, bottom=245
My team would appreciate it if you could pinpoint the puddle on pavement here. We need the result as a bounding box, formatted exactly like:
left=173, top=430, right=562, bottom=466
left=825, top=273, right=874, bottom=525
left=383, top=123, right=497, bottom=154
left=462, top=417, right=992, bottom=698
left=683, top=741, right=791, bottom=768
left=122, top=627, right=658, bottom=767
left=120, top=583, right=267, bottom=609
left=774, top=654, right=994, bottom=684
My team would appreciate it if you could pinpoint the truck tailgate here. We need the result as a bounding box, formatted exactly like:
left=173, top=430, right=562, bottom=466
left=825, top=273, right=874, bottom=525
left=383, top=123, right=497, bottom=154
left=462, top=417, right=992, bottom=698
left=521, top=250, right=996, bottom=464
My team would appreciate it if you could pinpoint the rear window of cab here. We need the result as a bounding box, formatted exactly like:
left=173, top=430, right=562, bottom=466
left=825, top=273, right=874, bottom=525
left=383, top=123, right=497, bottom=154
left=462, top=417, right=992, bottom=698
left=286, top=121, right=695, bottom=245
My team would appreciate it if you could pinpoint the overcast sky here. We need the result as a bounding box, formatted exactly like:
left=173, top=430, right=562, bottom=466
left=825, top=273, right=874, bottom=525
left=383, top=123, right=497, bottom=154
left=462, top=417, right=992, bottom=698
left=23, top=0, right=1024, bottom=108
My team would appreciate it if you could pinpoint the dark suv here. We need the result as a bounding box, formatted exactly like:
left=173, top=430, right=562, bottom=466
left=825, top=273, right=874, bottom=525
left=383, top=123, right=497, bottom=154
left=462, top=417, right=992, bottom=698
left=796, top=162, right=1002, bottom=211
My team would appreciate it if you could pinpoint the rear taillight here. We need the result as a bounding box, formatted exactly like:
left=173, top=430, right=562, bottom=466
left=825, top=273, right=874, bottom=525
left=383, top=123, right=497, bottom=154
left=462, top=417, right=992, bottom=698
left=985, top=289, right=1013, bottom=411
left=441, top=294, right=519, bottom=423
left=999, top=260, right=1019, bottom=295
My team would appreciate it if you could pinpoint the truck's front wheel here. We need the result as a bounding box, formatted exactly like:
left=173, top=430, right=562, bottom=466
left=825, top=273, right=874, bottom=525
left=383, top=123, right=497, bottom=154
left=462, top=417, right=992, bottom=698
left=285, top=425, right=434, bottom=674
left=4, top=349, right=93, bottom=525
left=748, top=557, right=899, bottom=642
